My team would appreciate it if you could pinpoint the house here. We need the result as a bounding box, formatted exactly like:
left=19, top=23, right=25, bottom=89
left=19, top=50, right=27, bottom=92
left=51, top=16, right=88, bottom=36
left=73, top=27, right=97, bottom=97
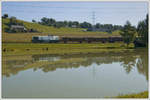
left=11, top=25, right=27, bottom=32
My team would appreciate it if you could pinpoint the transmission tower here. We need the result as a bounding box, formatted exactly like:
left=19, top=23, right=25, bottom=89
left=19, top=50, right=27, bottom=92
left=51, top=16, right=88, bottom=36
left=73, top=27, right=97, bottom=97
left=92, top=11, right=96, bottom=31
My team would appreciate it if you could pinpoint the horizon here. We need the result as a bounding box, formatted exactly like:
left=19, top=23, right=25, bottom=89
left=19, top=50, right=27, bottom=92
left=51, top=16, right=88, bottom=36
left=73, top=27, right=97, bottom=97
left=2, top=1, right=148, bottom=26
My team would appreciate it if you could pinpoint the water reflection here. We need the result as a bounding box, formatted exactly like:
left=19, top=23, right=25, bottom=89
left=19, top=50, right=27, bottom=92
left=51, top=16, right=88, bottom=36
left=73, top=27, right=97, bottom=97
left=2, top=49, right=148, bottom=80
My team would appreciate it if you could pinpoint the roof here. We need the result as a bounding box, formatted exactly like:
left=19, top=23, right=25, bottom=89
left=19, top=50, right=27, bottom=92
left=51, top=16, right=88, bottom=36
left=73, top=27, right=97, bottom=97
left=11, top=25, right=25, bottom=29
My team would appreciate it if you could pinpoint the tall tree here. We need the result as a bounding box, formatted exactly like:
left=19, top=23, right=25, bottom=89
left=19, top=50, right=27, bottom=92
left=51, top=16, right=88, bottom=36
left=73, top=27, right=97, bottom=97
left=120, top=21, right=137, bottom=47
left=137, top=14, right=148, bottom=46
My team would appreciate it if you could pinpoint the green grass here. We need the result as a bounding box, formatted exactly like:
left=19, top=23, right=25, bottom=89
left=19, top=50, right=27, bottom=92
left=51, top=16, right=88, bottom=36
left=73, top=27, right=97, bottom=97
left=2, top=43, right=134, bottom=56
left=115, top=91, right=148, bottom=98
left=2, top=18, right=121, bottom=43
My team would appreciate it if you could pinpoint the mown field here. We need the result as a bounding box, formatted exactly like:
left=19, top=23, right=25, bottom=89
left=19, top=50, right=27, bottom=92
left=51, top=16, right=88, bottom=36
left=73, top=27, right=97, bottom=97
left=2, top=18, right=120, bottom=43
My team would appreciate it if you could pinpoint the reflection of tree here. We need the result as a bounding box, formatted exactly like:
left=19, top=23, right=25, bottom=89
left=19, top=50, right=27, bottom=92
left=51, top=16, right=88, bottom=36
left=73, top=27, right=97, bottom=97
left=120, top=52, right=137, bottom=74
left=2, top=49, right=148, bottom=81
left=2, top=60, right=34, bottom=77
left=120, top=49, right=148, bottom=81
left=136, top=49, right=148, bottom=81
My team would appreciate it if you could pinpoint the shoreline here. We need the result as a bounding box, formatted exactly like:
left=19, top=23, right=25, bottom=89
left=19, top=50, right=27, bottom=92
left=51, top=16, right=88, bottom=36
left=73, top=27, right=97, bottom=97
left=2, top=42, right=136, bottom=56
left=114, top=91, right=148, bottom=98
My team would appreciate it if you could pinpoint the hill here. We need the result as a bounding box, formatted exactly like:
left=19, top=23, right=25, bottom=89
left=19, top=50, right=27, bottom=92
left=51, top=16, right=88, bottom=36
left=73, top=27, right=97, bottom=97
left=2, top=18, right=121, bottom=43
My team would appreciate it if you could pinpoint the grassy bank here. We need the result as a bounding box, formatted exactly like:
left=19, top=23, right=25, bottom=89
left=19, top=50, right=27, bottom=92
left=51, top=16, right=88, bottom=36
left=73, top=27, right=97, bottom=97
left=115, top=91, right=148, bottom=98
left=2, top=43, right=134, bottom=56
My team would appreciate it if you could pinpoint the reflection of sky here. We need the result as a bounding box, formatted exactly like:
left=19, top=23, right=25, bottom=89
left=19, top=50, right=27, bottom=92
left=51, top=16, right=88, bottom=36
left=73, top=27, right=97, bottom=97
left=2, top=1, right=148, bottom=26
left=2, top=62, right=148, bottom=98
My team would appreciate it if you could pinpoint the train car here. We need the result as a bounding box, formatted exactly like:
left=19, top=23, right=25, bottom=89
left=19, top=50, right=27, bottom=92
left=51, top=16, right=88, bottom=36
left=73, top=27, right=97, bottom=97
left=32, top=35, right=59, bottom=43
left=61, top=36, right=123, bottom=43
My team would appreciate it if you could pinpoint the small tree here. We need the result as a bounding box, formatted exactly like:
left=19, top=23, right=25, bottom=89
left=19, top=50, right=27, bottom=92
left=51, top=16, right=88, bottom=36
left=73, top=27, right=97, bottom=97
left=10, top=16, right=17, bottom=25
left=120, top=21, right=136, bottom=47
left=32, top=19, right=36, bottom=23
left=2, top=14, right=8, bottom=18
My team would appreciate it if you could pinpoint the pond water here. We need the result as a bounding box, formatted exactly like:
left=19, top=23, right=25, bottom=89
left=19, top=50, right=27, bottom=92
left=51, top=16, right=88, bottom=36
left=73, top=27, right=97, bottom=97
left=2, top=49, right=148, bottom=98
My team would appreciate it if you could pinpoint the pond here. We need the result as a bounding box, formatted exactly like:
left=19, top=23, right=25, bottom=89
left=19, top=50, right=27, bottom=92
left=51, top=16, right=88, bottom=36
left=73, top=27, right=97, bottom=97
left=2, top=49, right=148, bottom=98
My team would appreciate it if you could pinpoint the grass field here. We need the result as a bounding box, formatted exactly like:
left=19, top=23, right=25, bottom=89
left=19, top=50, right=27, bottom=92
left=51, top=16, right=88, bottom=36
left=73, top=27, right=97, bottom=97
left=2, top=43, right=134, bottom=56
left=2, top=18, right=121, bottom=43
left=115, top=91, right=148, bottom=98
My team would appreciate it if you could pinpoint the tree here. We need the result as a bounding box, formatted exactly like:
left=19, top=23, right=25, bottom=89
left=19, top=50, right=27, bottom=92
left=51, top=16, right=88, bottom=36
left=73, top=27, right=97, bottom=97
left=68, top=21, right=73, bottom=27
left=10, top=16, right=17, bottom=25
left=72, top=21, right=79, bottom=28
left=80, top=22, right=92, bottom=28
left=48, top=18, right=56, bottom=26
left=137, top=14, right=148, bottom=46
left=63, top=21, right=68, bottom=27
left=41, top=17, right=49, bottom=25
left=32, top=19, right=36, bottom=23
left=120, top=21, right=136, bottom=47
left=55, top=21, right=65, bottom=28
left=95, top=23, right=100, bottom=28
left=2, top=14, right=8, bottom=18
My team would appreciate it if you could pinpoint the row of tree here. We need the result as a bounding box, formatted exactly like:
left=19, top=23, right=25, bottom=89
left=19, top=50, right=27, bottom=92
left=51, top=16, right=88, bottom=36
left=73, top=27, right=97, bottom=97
left=33, top=17, right=123, bottom=33
left=120, top=14, right=148, bottom=47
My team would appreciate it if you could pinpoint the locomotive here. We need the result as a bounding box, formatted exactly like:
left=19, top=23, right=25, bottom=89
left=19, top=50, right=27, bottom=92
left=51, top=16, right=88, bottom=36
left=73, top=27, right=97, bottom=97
left=32, top=35, right=59, bottom=43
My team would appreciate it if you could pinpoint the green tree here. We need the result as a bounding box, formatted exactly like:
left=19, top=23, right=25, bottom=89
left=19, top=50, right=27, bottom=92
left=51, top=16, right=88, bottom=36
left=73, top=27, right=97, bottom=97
left=95, top=23, right=100, bottom=28
left=2, top=14, right=8, bottom=18
left=10, top=16, right=17, bottom=25
left=80, top=22, right=92, bottom=28
left=41, top=17, right=49, bottom=25
left=68, top=21, right=73, bottom=27
left=137, top=14, right=148, bottom=46
left=48, top=18, right=56, bottom=26
left=32, top=19, right=36, bottom=23
left=120, top=21, right=136, bottom=47
left=63, top=21, right=68, bottom=27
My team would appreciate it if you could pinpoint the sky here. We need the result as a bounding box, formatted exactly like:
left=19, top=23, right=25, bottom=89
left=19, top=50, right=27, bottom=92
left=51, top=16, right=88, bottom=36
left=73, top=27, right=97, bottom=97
left=2, top=1, right=148, bottom=26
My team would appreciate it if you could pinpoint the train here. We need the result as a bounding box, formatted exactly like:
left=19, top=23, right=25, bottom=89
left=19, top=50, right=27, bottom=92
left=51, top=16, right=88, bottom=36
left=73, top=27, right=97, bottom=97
left=31, top=35, right=145, bottom=47
left=32, top=35, right=123, bottom=43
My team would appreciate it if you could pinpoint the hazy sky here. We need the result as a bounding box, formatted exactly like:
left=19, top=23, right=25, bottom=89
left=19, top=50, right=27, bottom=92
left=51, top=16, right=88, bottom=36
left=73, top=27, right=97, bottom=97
left=2, top=1, right=148, bottom=26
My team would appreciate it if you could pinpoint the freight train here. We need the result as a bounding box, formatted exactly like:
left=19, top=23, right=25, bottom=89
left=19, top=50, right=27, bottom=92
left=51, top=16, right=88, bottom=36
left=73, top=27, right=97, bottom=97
left=32, top=35, right=123, bottom=43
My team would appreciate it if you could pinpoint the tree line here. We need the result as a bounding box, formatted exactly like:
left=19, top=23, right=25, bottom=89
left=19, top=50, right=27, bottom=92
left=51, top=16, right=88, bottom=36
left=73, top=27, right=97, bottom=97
left=120, top=14, right=148, bottom=47
left=33, top=17, right=123, bottom=33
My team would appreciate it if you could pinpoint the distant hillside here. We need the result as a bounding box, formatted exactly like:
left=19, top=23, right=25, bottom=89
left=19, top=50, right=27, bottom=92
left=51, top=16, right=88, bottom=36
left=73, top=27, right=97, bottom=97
left=2, top=18, right=121, bottom=43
